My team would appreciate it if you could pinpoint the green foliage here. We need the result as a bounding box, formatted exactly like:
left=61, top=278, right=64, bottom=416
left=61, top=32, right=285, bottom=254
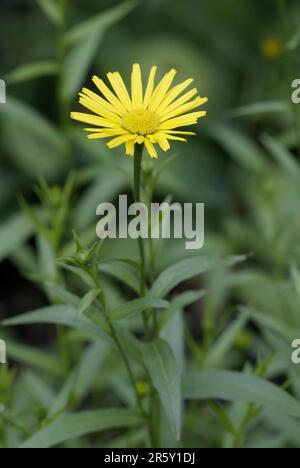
left=1, top=0, right=300, bottom=450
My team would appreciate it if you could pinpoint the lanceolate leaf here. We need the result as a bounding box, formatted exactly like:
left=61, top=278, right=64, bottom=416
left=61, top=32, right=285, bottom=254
left=109, top=297, right=169, bottom=321
left=0, top=213, right=33, bottom=263
left=6, top=61, right=58, bottom=85
left=3, top=305, right=111, bottom=343
left=150, top=255, right=246, bottom=299
left=142, top=339, right=182, bottom=440
left=20, top=409, right=143, bottom=448
left=65, top=0, right=138, bottom=46
left=183, top=370, right=300, bottom=418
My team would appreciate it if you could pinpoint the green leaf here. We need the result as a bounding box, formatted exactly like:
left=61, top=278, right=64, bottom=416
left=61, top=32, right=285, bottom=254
left=109, top=297, right=169, bottom=321
left=150, top=255, right=246, bottom=299
left=20, top=409, right=142, bottom=448
left=58, top=263, right=96, bottom=289
left=142, top=339, right=181, bottom=440
left=48, top=373, right=76, bottom=419
left=159, top=290, right=206, bottom=329
left=239, top=306, right=297, bottom=341
left=204, top=310, right=250, bottom=368
left=78, top=289, right=101, bottom=315
left=99, top=260, right=140, bottom=294
left=6, top=61, right=58, bottom=85
left=288, top=30, right=300, bottom=51
left=206, top=122, right=267, bottom=172
left=62, top=35, right=101, bottom=101
left=262, top=134, right=300, bottom=179
left=36, top=0, right=62, bottom=26
left=0, top=213, right=33, bottom=263
left=23, top=371, right=55, bottom=408
left=0, top=97, right=66, bottom=179
left=183, top=370, right=300, bottom=418
left=6, top=341, right=65, bottom=377
left=2, top=305, right=111, bottom=343
left=73, top=341, right=110, bottom=404
left=65, top=0, right=138, bottom=46
left=44, top=283, right=80, bottom=308
left=226, top=101, right=289, bottom=119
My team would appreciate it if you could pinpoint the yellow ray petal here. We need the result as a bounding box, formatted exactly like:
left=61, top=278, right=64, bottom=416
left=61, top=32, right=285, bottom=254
left=164, top=134, right=187, bottom=142
left=159, top=111, right=207, bottom=130
left=107, top=134, right=137, bottom=149
left=92, top=75, right=127, bottom=115
left=163, top=130, right=196, bottom=135
left=144, top=138, right=158, bottom=159
left=107, top=72, right=132, bottom=111
left=136, top=135, right=145, bottom=144
left=160, top=97, right=206, bottom=122
left=148, top=133, right=170, bottom=152
left=87, top=129, right=129, bottom=139
left=81, top=87, right=120, bottom=114
left=148, top=69, right=177, bottom=112
left=71, top=112, right=119, bottom=128
left=159, top=91, right=206, bottom=119
left=79, top=96, right=121, bottom=123
left=131, top=64, right=143, bottom=109
left=155, top=79, right=194, bottom=114
left=143, top=66, right=157, bottom=108
left=87, top=133, right=118, bottom=140
left=84, top=127, right=128, bottom=135
left=126, top=139, right=135, bottom=156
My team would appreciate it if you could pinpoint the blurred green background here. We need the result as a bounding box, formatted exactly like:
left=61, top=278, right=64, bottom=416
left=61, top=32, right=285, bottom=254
left=1, top=0, right=300, bottom=449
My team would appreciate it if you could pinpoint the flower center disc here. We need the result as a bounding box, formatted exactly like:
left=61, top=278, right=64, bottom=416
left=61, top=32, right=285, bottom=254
left=122, top=109, right=160, bottom=135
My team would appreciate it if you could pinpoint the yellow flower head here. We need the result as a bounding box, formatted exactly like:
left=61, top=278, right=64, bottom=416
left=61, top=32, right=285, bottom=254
left=71, top=64, right=208, bottom=159
left=260, top=37, right=283, bottom=60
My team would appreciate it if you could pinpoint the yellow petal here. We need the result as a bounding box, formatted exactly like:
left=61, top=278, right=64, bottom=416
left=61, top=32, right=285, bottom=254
left=107, top=72, right=132, bottom=111
left=143, top=66, right=157, bottom=108
left=164, top=134, right=187, bottom=142
left=84, top=127, right=128, bottom=134
left=148, top=133, right=170, bottom=152
left=144, top=138, right=158, bottom=159
left=136, top=135, right=145, bottom=144
left=81, top=87, right=119, bottom=114
left=87, top=129, right=129, bottom=139
left=126, top=140, right=135, bottom=156
left=131, top=64, right=143, bottom=109
left=92, top=75, right=127, bottom=115
left=160, top=91, right=206, bottom=118
left=71, top=112, right=119, bottom=128
left=148, top=69, right=177, bottom=112
left=107, top=134, right=137, bottom=149
left=79, top=96, right=121, bottom=123
left=159, top=111, right=207, bottom=130
left=163, top=130, right=196, bottom=135
left=156, top=79, right=194, bottom=114
left=160, top=97, right=206, bottom=122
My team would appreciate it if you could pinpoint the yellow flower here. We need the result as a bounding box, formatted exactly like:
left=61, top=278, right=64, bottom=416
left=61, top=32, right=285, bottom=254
left=71, top=64, right=208, bottom=159
left=260, top=37, right=283, bottom=60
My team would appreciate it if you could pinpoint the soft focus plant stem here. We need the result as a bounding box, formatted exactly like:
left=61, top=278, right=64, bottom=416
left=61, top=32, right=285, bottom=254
left=133, top=144, right=146, bottom=297
left=89, top=264, right=146, bottom=419
left=133, top=144, right=151, bottom=340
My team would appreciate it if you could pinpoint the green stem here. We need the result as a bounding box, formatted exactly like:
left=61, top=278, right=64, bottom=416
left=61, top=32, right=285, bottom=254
left=133, top=145, right=160, bottom=448
left=90, top=265, right=146, bottom=418
left=133, top=144, right=146, bottom=297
